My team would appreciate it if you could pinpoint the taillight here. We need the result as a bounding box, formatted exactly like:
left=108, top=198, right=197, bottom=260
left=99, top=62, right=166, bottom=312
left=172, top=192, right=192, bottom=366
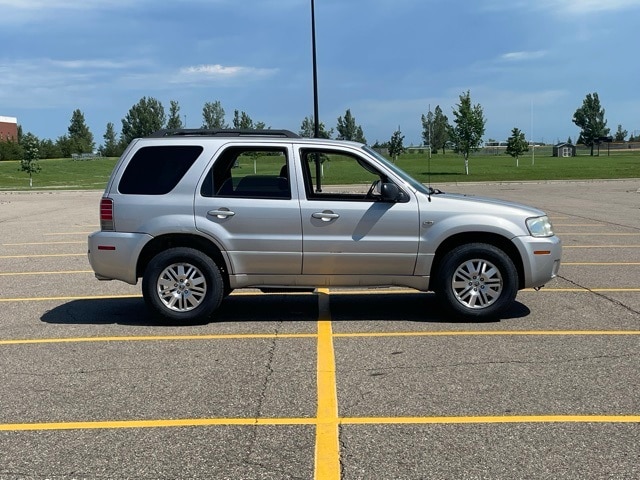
left=100, top=197, right=114, bottom=231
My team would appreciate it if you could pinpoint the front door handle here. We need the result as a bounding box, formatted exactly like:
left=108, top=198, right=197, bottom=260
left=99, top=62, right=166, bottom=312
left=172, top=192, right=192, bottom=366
left=312, top=211, right=340, bottom=222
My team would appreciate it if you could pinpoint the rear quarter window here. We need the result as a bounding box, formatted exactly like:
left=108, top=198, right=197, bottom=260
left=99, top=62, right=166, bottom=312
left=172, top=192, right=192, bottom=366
left=118, top=145, right=203, bottom=195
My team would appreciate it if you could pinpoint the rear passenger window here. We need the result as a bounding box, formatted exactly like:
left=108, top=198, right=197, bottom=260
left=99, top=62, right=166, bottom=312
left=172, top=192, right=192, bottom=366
left=200, top=147, right=290, bottom=199
left=119, top=145, right=203, bottom=195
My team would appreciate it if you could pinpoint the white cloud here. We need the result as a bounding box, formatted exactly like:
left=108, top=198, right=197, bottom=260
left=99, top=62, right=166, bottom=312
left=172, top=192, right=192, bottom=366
left=174, top=64, right=278, bottom=84
left=543, top=0, right=640, bottom=14
left=500, top=51, right=547, bottom=62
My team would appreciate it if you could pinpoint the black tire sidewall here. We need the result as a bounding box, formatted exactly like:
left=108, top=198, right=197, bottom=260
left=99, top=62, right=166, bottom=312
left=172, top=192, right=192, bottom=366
left=436, top=243, right=518, bottom=320
left=142, top=247, right=223, bottom=324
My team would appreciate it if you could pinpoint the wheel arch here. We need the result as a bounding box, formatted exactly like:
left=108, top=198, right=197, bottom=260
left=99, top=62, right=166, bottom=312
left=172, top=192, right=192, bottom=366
left=429, top=232, right=525, bottom=291
left=136, top=234, right=230, bottom=292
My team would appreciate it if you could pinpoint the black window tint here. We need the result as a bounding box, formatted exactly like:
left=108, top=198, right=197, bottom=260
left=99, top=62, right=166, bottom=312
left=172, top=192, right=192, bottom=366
left=200, top=147, right=290, bottom=199
left=119, top=145, right=203, bottom=195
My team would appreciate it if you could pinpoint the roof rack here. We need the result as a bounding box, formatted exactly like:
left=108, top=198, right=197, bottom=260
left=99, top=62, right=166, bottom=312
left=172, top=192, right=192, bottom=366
left=148, top=128, right=301, bottom=139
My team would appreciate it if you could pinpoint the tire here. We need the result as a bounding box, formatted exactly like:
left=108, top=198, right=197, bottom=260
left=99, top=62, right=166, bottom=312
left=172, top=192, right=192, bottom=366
left=142, top=247, right=224, bottom=324
left=435, top=243, right=518, bottom=320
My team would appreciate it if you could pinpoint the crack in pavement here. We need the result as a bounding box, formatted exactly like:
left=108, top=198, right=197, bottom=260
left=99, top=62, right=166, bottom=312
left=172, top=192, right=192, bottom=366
left=557, top=274, right=640, bottom=317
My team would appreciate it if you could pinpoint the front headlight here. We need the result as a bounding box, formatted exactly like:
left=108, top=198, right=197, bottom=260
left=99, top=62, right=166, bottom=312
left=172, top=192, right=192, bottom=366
left=526, top=215, right=554, bottom=237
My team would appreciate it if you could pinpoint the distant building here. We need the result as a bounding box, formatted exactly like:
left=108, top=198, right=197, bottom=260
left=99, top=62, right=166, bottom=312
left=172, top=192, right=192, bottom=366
left=0, top=116, right=18, bottom=141
left=553, top=142, right=576, bottom=157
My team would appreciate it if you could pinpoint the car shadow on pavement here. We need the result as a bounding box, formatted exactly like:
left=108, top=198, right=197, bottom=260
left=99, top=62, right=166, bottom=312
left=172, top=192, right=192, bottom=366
left=40, top=292, right=530, bottom=327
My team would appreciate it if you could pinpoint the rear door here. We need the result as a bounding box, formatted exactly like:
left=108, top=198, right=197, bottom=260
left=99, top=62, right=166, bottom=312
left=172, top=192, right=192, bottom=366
left=194, top=143, right=303, bottom=275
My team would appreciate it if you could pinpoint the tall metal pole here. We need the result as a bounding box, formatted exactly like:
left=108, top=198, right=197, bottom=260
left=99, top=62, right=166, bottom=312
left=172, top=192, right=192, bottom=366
left=311, top=0, right=320, bottom=139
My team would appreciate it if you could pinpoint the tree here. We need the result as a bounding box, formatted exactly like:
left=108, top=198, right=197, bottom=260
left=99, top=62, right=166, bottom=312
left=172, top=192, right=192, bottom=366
left=388, top=128, right=406, bottom=163
left=202, top=101, right=227, bottom=129
left=572, top=92, right=610, bottom=156
left=0, top=139, right=23, bottom=160
left=121, top=97, right=166, bottom=144
left=614, top=124, right=628, bottom=142
left=233, top=110, right=254, bottom=129
left=38, top=138, right=62, bottom=159
left=67, top=109, right=94, bottom=154
left=421, top=105, right=450, bottom=154
left=336, top=109, right=366, bottom=144
left=166, top=100, right=183, bottom=129
left=300, top=116, right=333, bottom=138
left=505, top=127, right=529, bottom=167
left=20, top=132, right=41, bottom=188
left=448, top=91, right=486, bottom=175
left=100, top=122, right=121, bottom=157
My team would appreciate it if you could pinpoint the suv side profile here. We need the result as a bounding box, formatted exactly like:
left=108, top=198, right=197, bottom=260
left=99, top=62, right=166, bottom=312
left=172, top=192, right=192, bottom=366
left=88, top=129, right=561, bottom=323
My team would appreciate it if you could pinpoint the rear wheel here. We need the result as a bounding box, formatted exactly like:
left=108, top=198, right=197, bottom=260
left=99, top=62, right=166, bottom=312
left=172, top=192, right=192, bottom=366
left=435, top=243, right=518, bottom=320
left=142, top=247, right=223, bottom=324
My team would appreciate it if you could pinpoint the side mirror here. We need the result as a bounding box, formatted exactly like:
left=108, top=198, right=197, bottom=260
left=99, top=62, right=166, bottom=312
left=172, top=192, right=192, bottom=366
left=380, top=182, right=407, bottom=202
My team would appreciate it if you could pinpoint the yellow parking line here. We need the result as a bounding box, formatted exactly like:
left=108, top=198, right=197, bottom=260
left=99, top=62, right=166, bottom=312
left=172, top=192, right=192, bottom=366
left=2, top=241, right=85, bottom=246
left=0, top=253, right=85, bottom=259
left=1, top=414, right=637, bottom=432
left=557, top=233, right=640, bottom=236
left=0, top=294, right=140, bottom=302
left=562, top=262, right=640, bottom=265
left=342, top=415, right=640, bottom=425
left=0, top=270, right=92, bottom=276
left=526, top=288, right=640, bottom=292
left=1, top=330, right=636, bottom=347
left=0, top=333, right=315, bottom=346
left=315, top=289, right=340, bottom=480
left=334, top=330, right=640, bottom=338
left=0, top=417, right=316, bottom=432
left=563, top=245, right=640, bottom=248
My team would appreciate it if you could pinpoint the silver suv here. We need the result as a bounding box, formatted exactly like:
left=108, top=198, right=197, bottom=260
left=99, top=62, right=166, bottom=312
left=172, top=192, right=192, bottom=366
left=88, top=129, right=561, bottom=323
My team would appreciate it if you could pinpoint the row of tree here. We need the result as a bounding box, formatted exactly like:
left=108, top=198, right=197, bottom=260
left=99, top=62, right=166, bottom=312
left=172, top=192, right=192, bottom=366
left=1, top=91, right=632, bottom=176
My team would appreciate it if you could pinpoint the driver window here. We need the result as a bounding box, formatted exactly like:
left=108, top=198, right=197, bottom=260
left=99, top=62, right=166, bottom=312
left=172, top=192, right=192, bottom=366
left=300, top=149, right=383, bottom=200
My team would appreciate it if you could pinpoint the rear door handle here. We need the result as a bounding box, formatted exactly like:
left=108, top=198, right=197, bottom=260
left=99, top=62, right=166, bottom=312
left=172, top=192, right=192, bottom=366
left=208, top=209, right=236, bottom=219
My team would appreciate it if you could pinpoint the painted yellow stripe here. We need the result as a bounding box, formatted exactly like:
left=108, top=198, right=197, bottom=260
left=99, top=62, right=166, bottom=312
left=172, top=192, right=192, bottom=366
left=341, top=415, right=640, bottom=425
left=0, top=253, right=85, bottom=259
left=0, top=333, right=316, bottom=346
left=0, top=270, right=92, bottom=276
left=334, top=330, right=640, bottom=338
left=562, top=262, right=640, bottom=265
left=1, top=414, right=637, bottom=432
left=315, top=289, right=340, bottom=480
left=2, top=330, right=637, bottom=347
left=557, top=233, right=640, bottom=236
left=563, top=245, right=640, bottom=248
left=524, top=288, right=640, bottom=292
left=0, top=294, right=141, bottom=302
left=0, top=417, right=316, bottom=432
left=2, top=241, right=84, bottom=246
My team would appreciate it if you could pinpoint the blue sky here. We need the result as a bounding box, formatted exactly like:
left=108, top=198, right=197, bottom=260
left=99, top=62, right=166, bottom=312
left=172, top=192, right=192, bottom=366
left=1, top=0, right=639, bottom=147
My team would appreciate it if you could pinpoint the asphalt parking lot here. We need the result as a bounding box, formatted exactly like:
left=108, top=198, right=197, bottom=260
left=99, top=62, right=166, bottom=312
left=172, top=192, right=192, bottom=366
left=1, top=179, right=639, bottom=480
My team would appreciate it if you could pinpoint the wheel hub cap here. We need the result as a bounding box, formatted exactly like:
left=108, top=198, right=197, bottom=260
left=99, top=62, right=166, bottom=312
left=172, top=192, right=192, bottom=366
left=452, top=259, right=503, bottom=309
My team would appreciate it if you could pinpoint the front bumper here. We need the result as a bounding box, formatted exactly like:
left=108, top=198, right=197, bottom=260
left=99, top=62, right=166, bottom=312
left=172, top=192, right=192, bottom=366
left=513, top=234, right=562, bottom=289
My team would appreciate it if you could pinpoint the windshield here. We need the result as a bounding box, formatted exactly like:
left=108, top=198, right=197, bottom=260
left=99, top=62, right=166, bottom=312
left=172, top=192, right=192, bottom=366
left=363, top=146, right=431, bottom=195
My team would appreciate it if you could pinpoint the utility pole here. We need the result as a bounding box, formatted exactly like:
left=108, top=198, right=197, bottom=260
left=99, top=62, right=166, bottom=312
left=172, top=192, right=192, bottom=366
left=311, top=0, right=320, bottom=139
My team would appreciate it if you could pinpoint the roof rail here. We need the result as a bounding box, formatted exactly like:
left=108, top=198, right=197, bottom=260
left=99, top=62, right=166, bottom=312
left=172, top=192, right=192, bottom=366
left=148, top=128, right=301, bottom=139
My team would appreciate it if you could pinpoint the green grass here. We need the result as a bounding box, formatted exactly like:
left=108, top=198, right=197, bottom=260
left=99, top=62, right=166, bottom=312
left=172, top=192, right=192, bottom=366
left=1, top=150, right=638, bottom=191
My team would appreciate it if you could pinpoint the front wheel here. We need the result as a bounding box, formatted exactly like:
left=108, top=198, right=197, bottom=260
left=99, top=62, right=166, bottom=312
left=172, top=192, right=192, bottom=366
left=435, top=243, right=518, bottom=320
left=142, top=247, right=224, bottom=324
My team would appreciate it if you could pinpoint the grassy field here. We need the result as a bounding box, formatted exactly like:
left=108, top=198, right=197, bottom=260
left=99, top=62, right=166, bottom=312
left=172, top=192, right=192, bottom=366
left=0, top=150, right=638, bottom=191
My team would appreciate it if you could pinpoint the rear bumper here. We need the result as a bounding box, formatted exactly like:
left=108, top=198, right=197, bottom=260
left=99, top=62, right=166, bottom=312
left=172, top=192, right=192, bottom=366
left=87, top=231, right=153, bottom=285
left=514, top=234, right=562, bottom=289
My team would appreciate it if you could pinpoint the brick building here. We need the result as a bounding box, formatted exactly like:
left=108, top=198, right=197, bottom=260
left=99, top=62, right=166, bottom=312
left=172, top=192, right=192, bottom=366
left=0, top=116, right=18, bottom=141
